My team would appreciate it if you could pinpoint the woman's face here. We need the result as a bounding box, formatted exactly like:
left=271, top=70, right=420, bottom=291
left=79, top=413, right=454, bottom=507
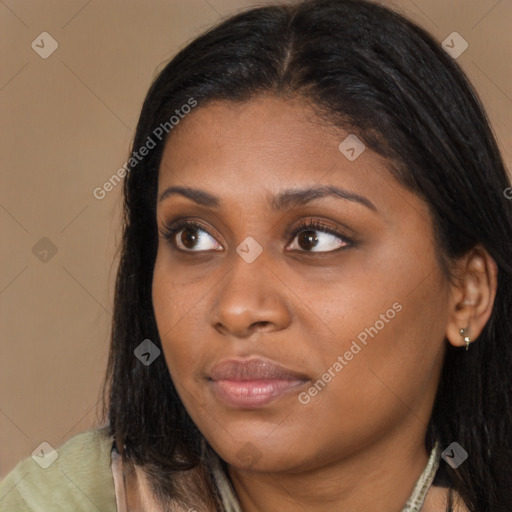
left=152, top=96, right=451, bottom=472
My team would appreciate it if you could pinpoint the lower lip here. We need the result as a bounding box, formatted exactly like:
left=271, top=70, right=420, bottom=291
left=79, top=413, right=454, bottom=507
left=210, top=379, right=307, bottom=408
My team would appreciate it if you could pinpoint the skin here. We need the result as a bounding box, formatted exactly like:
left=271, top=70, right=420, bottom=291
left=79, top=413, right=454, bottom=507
left=151, top=96, right=497, bottom=511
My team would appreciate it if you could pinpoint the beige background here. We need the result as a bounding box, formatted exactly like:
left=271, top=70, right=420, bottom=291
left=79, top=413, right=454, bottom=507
left=1, top=0, right=511, bottom=478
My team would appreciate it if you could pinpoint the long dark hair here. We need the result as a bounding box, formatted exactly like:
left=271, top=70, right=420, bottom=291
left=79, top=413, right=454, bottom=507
left=103, top=0, right=512, bottom=510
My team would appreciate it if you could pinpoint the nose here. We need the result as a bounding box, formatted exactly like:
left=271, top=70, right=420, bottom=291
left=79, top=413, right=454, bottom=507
left=207, top=251, right=292, bottom=339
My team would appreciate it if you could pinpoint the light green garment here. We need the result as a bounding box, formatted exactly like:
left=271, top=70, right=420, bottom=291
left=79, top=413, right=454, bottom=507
left=0, top=428, right=116, bottom=512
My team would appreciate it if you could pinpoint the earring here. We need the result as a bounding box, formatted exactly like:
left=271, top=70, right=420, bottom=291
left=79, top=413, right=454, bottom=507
left=460, top=327, right=471, bottom=351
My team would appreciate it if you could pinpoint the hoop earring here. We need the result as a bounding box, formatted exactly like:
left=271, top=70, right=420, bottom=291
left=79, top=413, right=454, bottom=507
left=460, top=327, right=471, bottom=351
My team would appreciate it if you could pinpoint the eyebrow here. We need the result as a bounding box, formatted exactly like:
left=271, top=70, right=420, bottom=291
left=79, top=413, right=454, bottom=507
left=158, top=185, right=377, bottom=212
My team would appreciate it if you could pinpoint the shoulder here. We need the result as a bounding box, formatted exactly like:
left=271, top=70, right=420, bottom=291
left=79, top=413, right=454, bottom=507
left=0, top=427, right=116, bottom=512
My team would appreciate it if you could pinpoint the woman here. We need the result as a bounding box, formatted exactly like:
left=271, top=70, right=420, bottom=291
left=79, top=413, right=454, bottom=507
left=2, top=0, right=511, bottom=510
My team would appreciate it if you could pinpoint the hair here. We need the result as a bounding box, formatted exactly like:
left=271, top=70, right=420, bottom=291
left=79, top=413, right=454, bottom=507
left=103, top=0, right=512, bottom=510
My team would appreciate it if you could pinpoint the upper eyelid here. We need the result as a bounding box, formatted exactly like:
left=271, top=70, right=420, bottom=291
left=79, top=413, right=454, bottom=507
left=285, top=219, right=346, bottom=239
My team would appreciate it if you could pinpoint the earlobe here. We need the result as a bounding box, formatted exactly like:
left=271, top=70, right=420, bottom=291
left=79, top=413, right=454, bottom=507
left=445, top=246, right=498, bottom=349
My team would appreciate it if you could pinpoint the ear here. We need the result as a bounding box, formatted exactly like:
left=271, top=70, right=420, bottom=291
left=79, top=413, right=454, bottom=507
left=445, top=245, right=498, bottom=349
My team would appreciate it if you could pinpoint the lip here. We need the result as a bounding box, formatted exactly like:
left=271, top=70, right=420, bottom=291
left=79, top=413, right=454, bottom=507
left=208, top=357, right=309, bottom=409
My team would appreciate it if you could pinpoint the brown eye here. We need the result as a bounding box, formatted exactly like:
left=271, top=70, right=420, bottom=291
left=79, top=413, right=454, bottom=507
left=161, top=221, right=223, bottom=252
left=287, top=221, right=349, bottom=253
left=179, top=227, right=201, bottom=250
left=297, top=230, right=320, bottom=251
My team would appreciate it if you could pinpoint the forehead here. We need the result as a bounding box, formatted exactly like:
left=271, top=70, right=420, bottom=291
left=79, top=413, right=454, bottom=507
left=159, top=96, right=389, bottom=195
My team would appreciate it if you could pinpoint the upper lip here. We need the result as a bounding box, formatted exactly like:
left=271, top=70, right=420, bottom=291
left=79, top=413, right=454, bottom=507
left=209, top=357, right=309, bottom=381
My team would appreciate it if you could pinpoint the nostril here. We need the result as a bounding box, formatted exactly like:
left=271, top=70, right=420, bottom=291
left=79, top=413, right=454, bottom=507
left=252, top=321, right=271, bottom=330
left=214, top=323, right=228, bottom=334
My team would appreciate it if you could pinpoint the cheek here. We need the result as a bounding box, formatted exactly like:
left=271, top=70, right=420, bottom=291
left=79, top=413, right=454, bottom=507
left=284, top=274, right=449, bottom=466
left=152, top=251, right=206, bottom=387
left=368, top=272, right=450, bottom=407
left=308, top=245, right=448, bottom=389
left=315, top=259, right=449, bottom=419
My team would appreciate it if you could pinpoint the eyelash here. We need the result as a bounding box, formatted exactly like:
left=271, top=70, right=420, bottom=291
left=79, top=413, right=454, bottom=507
left=285, top=219, right=352, bottom=251
left=159, top=219, right=353, bottom=253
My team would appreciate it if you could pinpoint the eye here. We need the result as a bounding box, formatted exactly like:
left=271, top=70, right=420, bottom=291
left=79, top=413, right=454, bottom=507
left=286, top=219, right=350, bottom=253
left=160, top=218, right=351, bottom=254
left=160, top=220, right=222, bottom=252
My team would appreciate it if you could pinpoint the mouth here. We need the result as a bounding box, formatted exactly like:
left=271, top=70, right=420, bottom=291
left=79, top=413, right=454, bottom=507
left=207, top=357, right=310, bottom=409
